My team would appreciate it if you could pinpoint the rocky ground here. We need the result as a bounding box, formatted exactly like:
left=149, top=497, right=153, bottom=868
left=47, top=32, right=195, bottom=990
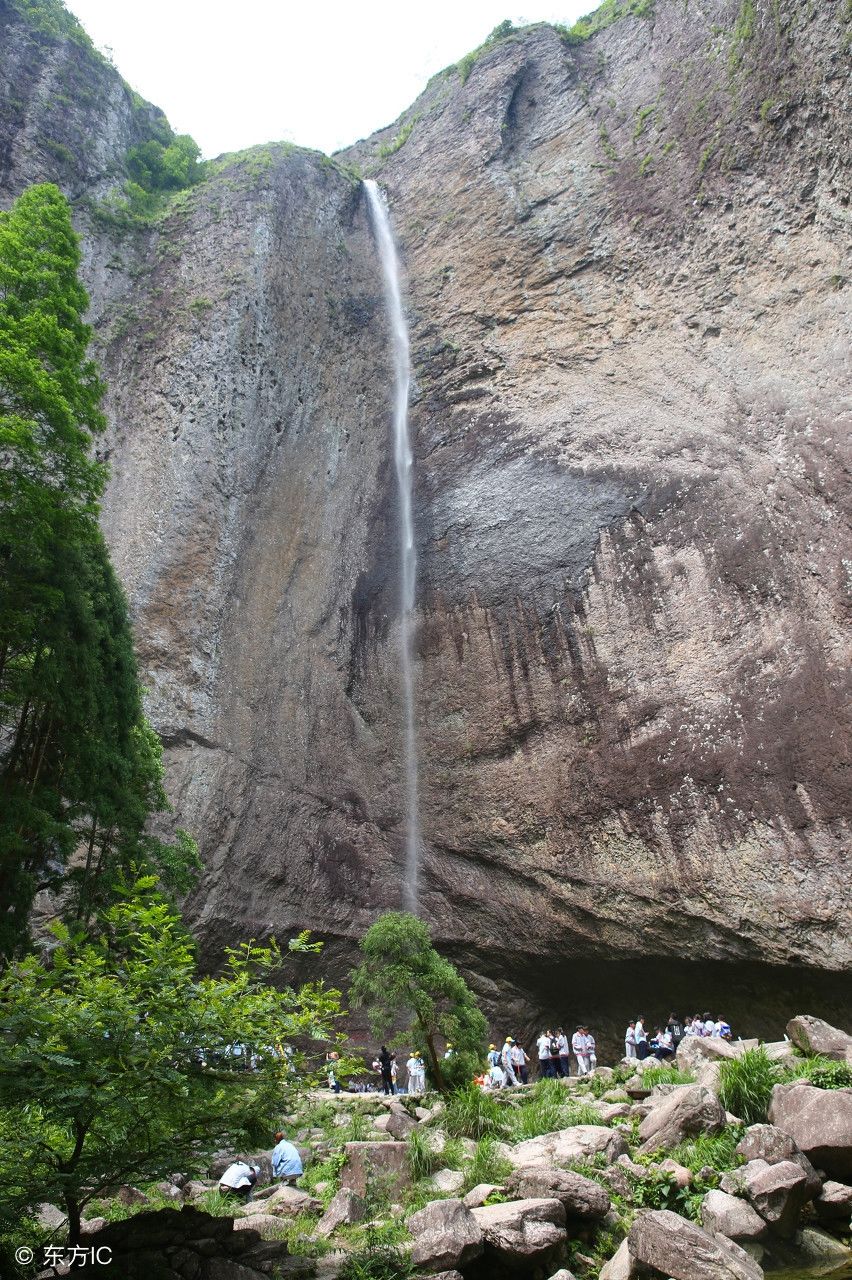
left=34, top=1016, right=852, bottom=1279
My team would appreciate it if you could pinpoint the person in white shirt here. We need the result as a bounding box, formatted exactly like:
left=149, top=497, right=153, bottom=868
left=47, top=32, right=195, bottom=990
left=501, top=1038, right=518, bottom=1086
left=635, top=1016, right=649, bottom=1060
left=556, top=1029, right=571, bottom=1078
left=405, top=1053, right=421, bottom=1094
left=219, top=1161, right=259, bottom=1202
left=511, top=1041, right=529, bottom=1085
left=537, top=1031, right=552, bottom=1078
left=487, top=1062, right=506, bottom=1088
left=625, top=1021, right=637, bottom=1059
left=571, top=1027, right=588, bottom=1074
left=703, top=1013, right=715, bottom=1037
left=583, top=1028, right=597, bottom=1071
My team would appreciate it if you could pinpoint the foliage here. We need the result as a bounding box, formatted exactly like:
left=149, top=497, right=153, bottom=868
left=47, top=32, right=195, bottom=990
left=339, top=1173, right=413, bottom=1280
left=377, top=119, right=416, bottom=160
left=456, top=20, right=517, bottom=84
left=667, top=1125, right=746, bottom=1176
left=349, top=912, right=487, bottom=1092
left=126, top=134, right=204, bottom=194
left=463, top=1134, right=513, bottom=1192
left=442, top=1085, right=507, bottom=1139
left=0, top=184, right=199, bottom=953
left=407, top=1128, right=440, bottom=1181
left=719, top=1048, right=783, bottom=1124
left=0, top=880, right=343, bottom=1243
left=641, top=1065, right=696, bottom=1088
left=8, top=0, right=98, bottom=52
left=557, top=0, right=655, bottom=46
left=298, top=1150, right=346, bottom=1206
left=785, top=1056, right=852, bottom=1090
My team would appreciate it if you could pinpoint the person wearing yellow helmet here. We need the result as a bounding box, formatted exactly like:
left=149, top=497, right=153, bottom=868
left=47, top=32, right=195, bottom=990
left=487, top=1042, right=500, bottom=1069
left=501, top=1037, right=518, bottom=1086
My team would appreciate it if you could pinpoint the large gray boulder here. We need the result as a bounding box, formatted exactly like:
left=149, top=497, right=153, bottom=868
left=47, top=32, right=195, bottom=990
left=741, top=1159, right=812, bottom=1238
left=470, top=1198, right=566, bottom=1270
left=340, top=1141, right=411, bottom=1198
left=735, top=1123, right=822, bottom=1197
left=628, top=1209, right=764, bottom=1279
left=599, top=1239, right=634, bottom=1280
left=768, top=1082, right=852, bottom=1180
left=315, top=1187, right=366, bottom=1237
left=408, top=1198, right=483, bottom=1273
left=261, top=1184, right=321, bottom=1216
left=510, top=1125, right=628, bottom=1169
left=463, top=1183, right=504, bottom=1208
left=506, top=1167, right=610, bottom=1220
left=700, top=1190, right=767, bottom=1241
left=815, top=1179, right=852, bottom=1222
left=676, top=1038, right=742, bottom=1070
left=386, top=1103, right=418, bottom=1140
left=786, top=1016, right=852, bottom=1062
left=637, top=1086, right=726, bottom=1155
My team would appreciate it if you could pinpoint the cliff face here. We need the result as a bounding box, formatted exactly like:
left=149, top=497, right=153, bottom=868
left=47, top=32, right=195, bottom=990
left=2, top=0, right=849, bottom=1040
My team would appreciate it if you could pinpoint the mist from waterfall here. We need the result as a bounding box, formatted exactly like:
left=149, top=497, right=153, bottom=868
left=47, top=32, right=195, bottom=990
left=364, top=179, right=420, bottom=915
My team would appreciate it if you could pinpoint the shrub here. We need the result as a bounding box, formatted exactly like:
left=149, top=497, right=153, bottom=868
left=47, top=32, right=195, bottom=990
left=641, top=1066, right=696, bottom=1088
left=407, top=1129, right=439, bottom=1182
left=785, top=1057, right=852, bottom=1090
left=443, top=1086, right=506, bottom=1139
left=668, top=1126, right=746, bottom=1176
left=463, top=1135, right=513, bottom=1192
left=719, top=1048, right=783, bottom=1124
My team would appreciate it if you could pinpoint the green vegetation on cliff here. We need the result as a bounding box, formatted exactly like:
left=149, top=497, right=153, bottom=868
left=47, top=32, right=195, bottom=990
left=6, top=0, right=98, bottom=52
left=0, top=184, right=198, bottom=955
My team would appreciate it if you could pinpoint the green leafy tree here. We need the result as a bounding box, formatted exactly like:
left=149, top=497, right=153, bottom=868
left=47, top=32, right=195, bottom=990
left=349, top=912, right=487, bottom=1092
left=0, top=878, right=343, bottom=1244
left=0, top=184, right=197, bottom=952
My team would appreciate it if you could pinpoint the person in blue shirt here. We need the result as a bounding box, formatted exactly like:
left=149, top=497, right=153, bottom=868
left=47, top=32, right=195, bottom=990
left=271, top=1131, right=303, bottom=1183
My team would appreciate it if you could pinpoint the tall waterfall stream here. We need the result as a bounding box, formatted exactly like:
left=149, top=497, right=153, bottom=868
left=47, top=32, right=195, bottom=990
left=364, top=180, right=420, bottom=914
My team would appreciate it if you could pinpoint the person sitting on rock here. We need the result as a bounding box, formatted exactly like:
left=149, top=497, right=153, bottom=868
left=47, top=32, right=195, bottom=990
left=654, top=1027, right=675, bottom=1060
left=218, top=1160, right=260, bottom=1202
left=271, top=1133, right=303, bottom=1184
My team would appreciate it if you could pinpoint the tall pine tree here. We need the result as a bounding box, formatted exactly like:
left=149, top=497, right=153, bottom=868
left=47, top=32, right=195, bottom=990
left=0, top=184, right=198, bottom=954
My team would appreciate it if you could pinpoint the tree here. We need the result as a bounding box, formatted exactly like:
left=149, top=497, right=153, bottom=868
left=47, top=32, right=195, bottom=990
left=349, top=912, right=487, bottom=1092
left=0, top=184, right=197, bottom=953
left=0, top=878, right=343, bottom=1244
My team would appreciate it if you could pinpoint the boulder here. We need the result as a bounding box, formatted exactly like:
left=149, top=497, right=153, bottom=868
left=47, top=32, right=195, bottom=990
left=386, top=1104, right=418, bottom=1140
left=814, top=1179, right=852, bottom=1221
left=735, top=1123, right=822, bottom=1196
left=470, top=1198, right=566, bottom=1270
left=659, top=1159, right=693, bottom=1188
left=676, top=1038, right=741, bottom=1070
left=427, top=1168, right=465, bottom=1194
left=463, top=1183, right=504, bottom=1208
left=793, top=1225, right=852, bottom=1266
left=506, top=1167, right=610, bottom=1220
left=787, top=1016, right=852, bottom=1062
left=79, top=1217, right=107, bottom=1235
left=762, top=1041, right=800, bottom=1070
left=510, top=1124, right=628, bottom=1169
left=36, top=1203, right=67, bottom=1230
left=408, top=1198, right=483, bottom=1272
left=262, top=1184, right=322, bottom=1215
left=546, top=1271, right=578, bottom=1280
left=315, top=1188, right=366, bottom=1237
left=628, top=1209, right=764, bottom=1280
left=183, top=1180, right=209, bottom=1200
left=116, top=1185, right=149, bottom=1206
left=232, top=1214, right=286, bottom=1238
left=340, top=1141, right=411, bottom=1198
left=599, top=1239, right=634, bottom=1280
left=637, top=1086, right=726, bottom=1154
left=700, top=1190, right=767, bottom=1241
left=154, top=1180, right=185, bottom=1201
left=372, top=1113, right=391, bottom=1131
left=742, top=1159, right=811, bottom=1238
left=598, top=1103, right=633, bottom=1122
left=768, top=1082, right=852, bottom=1179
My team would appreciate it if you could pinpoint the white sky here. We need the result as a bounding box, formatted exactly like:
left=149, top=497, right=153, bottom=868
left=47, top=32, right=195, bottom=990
left=65, top=0, right=593, bottom=158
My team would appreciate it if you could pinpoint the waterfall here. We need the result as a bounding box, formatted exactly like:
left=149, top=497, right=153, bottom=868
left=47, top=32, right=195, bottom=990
left=364, top=179, right=420, bottom=915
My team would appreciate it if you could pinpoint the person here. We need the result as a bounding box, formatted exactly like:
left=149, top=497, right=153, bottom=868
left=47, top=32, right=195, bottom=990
left=625, top=1020, right=637, bottom=1060
left=414, top=1053, right=427, bottom=1093
left=572, top=1026, right=588, bottom=1075
left=378, top=1046, right=395, bottom=1095
left=512, top=1040, right=530, bottom=1085
left=703, top=1012, right=715, bottom=1037
left=486, top=1060, right=506, bottom=1089
left=635, top=1015, right=649, bottom=1060
left=654, top=1027, right=674, bottom=1060
left=715, top=1018, right=732, bottom=1040
left=390, top=1055, right=399, bottom=1091
left=557, top=1028, right=571, bottom=1078
left=219, top=1161, right=259, bottom=1202
left=537, top=1030, right=552, bottom=1078
left=666, top=1013, right=684, bottom=1050
left=584, top=1027, right=597, bottom=1072
left=487, top=1043, right=501, bottom=1069
left=271, top=1133, right=303, bottom=1184
left=326, top=1051, right=341, bottom=1093
left=444, top=1042, right=454, bottom=1059
left=406, top=1052, right=420, bottom=1093
left=548, top=1030, right=561, bottom=1078
left=501, top=1037, right=518, bottom=1087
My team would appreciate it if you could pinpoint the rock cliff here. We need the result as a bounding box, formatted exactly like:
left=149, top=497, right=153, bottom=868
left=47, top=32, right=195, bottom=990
left=1, top=0, right=850, bottom=1043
